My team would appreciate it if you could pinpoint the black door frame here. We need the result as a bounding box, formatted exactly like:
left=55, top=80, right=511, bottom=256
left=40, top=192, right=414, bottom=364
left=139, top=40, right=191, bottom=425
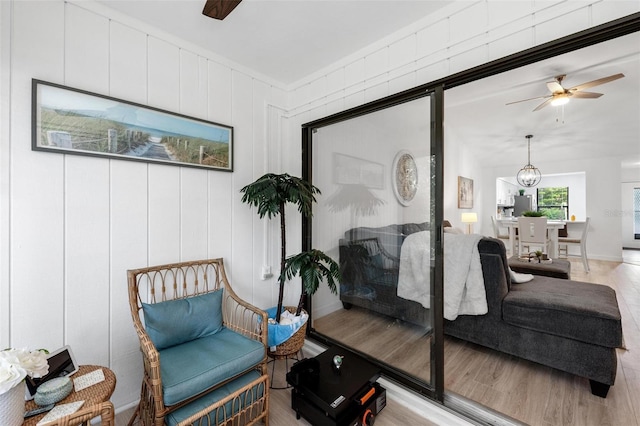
left=301, top=12, right=640, bottom=405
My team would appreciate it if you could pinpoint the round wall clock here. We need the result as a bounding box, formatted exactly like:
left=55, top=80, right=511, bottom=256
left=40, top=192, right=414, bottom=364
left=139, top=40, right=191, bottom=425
left=392, top=150, right=418, bottom=206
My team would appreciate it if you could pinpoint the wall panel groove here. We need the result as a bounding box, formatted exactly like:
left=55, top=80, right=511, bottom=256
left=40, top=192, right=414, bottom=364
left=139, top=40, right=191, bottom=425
left=2, top=0, right=637, bottom=412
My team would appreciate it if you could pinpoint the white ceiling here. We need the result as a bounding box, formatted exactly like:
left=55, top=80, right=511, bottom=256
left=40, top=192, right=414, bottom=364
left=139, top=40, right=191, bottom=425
left=446, top=31, right=640, bottom=168
left=96, top=1, right=639, bottom=169
left=96, top=0, right=453, bottom=85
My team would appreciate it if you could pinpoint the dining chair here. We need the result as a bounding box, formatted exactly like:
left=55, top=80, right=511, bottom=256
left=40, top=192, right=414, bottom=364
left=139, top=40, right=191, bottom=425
left=558, top=217, right=590, bottom=272
left=491, top=216, right=513, bottom=253
left=517, top=216, right=550, bottom=255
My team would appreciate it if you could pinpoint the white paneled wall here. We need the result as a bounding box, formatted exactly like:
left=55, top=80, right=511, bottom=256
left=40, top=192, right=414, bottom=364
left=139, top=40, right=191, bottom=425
left=1, top=0, right=285, bottom=409
left=1, top=0, right=638, bottom=414
left=288, top=1, right=639, bottom=117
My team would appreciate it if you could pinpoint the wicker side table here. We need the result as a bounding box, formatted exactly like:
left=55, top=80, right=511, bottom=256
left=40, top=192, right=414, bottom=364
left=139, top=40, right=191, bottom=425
left=24, top=365, right=116, bottom=426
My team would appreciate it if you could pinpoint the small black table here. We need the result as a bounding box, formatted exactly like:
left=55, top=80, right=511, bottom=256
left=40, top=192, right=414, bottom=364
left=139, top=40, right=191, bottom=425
left=287, top=346, right=386, bottom=426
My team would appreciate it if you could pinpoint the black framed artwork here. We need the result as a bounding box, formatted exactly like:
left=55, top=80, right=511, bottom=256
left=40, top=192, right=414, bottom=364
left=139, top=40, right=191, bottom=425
left=32, top=79, right=233, bottom=171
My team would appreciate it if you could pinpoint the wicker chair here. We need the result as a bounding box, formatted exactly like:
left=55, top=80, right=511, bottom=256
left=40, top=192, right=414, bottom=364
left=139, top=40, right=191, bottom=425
left=127, top=258, right=269, bottom=426
left=45, top=401, right=114, bottom=426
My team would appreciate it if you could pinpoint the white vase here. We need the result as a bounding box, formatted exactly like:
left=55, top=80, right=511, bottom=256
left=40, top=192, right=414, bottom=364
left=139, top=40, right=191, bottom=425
left=0, top=382, right=26, bottom=426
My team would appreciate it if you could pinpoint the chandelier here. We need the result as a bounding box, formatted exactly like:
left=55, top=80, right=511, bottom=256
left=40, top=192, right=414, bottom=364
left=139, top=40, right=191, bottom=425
left=516, top=134, right=541, bottom=187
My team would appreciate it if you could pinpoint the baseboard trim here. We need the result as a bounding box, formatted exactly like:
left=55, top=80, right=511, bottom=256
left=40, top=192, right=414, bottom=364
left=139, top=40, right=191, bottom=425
left=444, top=393, right=527, bottom=426
left=113, top=400, right=139, bottom=418
left=312, top=299, right=343, bottom=319
left=302, top=340, right=523, bottom=426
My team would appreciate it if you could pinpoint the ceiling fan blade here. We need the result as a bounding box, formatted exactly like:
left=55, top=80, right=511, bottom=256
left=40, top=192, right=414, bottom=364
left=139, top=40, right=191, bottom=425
left=505, top=95, right=550, bottom=106
left=546, top=81, right=564, bottom=94
left=570, top=91, right=603, bottom=99
left=568, top=73, right=624, bottom=92
left=533, top=98, right=554, bottom=111
left=203, top=0, right=242, bottom=20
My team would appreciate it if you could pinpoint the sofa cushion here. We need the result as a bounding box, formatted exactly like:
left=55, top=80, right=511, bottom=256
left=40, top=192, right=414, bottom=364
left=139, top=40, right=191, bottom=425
left=159, top=327, right=265, bottom=406
left=345, top=224, right=406, bottom=258
left=478, top=237, right=512, bottom=290
left=502, top=278, right=622, bottom=348
left=402, top=222, right=429, bottom=235
left=165, top=370, right=266, bottom=426
left=142, top=290, right=223, bottom=350
left=364, top=253, right=384, bottom=281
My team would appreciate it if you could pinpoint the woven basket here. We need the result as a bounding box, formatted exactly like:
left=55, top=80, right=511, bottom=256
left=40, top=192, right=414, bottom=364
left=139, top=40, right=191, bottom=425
left=268, top=306, right=307, bottom=359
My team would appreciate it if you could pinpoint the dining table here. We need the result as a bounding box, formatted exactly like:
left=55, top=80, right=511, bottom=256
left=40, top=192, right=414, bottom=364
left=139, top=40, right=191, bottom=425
left=497, top=218, right=567, bottom=258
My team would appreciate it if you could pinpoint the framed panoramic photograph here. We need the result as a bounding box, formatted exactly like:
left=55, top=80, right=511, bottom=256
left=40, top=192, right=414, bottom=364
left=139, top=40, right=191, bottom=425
left=458, top=176, right=473, bottom=209
left=32, top=79, right=233, bottom=171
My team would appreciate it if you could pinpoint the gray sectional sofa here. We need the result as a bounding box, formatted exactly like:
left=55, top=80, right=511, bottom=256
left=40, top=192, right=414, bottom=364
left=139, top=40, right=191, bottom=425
left=338, top=223, right=623, bottom=397
left=338, top=222, right=430, bottom=327
left=446, top=237, right=622, bottom=397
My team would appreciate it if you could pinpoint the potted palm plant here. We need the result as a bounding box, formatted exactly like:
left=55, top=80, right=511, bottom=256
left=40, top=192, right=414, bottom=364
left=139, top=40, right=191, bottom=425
left=240, top=173, right=340, bottom=324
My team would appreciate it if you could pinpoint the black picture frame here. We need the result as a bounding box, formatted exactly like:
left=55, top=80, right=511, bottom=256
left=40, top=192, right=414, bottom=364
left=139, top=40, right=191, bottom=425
left=32, top=79, right=233, bottom=171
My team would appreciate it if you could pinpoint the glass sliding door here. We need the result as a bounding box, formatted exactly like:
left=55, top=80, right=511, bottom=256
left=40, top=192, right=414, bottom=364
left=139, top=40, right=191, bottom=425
left=302, top=89, right=444, bottom=398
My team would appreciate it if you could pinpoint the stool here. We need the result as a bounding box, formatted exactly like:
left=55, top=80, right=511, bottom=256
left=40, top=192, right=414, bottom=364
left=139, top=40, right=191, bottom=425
left=267, top=306, right=307, bottom=389
left=268, top=350, right=303, bottom=390
left=508, top=256, right=571, bottom=279
left=165, top=372, right=268, bottom=426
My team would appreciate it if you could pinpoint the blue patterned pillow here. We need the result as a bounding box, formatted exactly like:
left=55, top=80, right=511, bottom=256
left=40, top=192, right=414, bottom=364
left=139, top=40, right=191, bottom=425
left=142, top=290, right=223, bottom=350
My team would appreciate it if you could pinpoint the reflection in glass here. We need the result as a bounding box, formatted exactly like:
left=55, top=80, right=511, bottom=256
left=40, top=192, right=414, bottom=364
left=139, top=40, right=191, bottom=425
left=310, top=96, right=434, bottom=386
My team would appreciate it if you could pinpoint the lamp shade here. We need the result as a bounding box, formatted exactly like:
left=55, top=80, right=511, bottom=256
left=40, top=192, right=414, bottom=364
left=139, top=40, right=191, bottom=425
left=461, top=212, right=478, bottom=223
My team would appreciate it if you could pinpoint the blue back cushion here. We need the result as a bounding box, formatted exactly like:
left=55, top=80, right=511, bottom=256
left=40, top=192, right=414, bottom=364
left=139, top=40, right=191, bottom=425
left=142, top=290, right=224, bottom=350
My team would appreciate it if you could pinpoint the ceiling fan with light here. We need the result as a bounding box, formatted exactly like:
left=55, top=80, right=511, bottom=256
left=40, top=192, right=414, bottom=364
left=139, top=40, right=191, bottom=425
left=202, top=0, right=242, bottom=20
left=506, top=72, right=625, bottom=111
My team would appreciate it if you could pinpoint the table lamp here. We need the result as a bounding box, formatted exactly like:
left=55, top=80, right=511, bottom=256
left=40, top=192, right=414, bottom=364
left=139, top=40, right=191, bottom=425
left=461, top=212, right=478, bottom=234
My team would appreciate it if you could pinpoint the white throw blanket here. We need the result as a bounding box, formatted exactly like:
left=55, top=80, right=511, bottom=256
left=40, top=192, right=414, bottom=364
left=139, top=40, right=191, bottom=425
left=397, top=231, right=431, bottom=309
left=509, top=268, right=534, bottom=283
left=397, top=232, right=487, bottom=320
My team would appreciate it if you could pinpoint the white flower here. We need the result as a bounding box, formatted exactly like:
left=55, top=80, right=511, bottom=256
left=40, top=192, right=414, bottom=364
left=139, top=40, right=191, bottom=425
left=0, top=356, right=27, bottom=395
left=0, top=348, right=49, bottom=395
left=10, top=349, right=49, bottom=378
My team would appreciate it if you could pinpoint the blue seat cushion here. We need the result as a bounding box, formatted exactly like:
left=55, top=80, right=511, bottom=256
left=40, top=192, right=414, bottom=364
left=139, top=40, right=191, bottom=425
left=159, top=327, right=265, bottom=406
left=165, top=371, right=266, bottom=426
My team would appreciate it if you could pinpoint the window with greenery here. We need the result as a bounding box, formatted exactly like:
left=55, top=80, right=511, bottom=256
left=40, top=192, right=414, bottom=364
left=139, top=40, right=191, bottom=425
left=537, top=187, right=569, bottom=220
left=634, top=188, right=640, bottom=239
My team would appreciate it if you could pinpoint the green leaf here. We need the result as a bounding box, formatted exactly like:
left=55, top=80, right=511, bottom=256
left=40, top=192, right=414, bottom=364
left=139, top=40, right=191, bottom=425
left=281, top=249, right=341, bottom=296
left=240, top=173, right=320, bottom=220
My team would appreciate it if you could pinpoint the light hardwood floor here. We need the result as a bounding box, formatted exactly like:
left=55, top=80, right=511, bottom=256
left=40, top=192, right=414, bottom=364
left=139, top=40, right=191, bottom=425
left=314, top=253, right=640, bottom=426
left=115, top=253, right=640, bottom=426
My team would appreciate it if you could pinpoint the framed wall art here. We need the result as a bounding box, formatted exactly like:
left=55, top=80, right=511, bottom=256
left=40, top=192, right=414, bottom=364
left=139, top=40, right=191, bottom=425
left=333, top=153, right=384, bottom=189
left=458, top=176, right=473, bottom=209
left=32, top=79, right=233, bottom=171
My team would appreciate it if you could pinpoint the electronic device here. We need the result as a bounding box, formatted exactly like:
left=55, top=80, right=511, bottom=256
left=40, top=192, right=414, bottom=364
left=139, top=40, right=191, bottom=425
left=25, top=345, right=79, bottom=399
left=24, top=403, right=54, bottom=418
left=287, top=347, right=386, bottom=426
